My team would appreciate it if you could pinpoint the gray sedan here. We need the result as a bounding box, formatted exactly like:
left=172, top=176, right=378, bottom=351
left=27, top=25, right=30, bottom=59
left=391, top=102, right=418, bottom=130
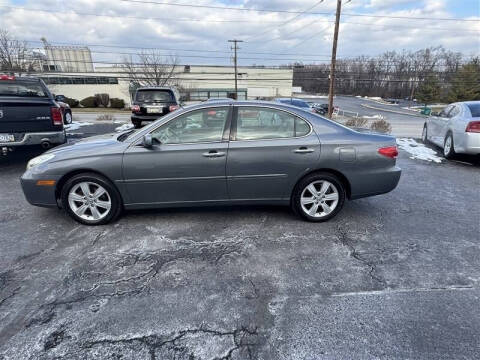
left=422, top=101, right=480, bottom=158
left=21, top=100, right=401, bottom=225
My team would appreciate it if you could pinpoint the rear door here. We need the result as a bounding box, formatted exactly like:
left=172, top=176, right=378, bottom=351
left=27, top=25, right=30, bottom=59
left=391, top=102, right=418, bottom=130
left=226, top=105, right=320, bottom=201
left=0, top=79, right=58, bottom=137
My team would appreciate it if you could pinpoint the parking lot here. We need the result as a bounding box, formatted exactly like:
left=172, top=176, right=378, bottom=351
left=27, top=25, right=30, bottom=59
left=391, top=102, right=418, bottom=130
left=0, top=124, right=479, bottom=359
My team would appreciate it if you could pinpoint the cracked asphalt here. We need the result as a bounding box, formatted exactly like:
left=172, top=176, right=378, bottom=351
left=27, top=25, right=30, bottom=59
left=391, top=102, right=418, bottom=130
left=0, top=124, right=479, bottom=359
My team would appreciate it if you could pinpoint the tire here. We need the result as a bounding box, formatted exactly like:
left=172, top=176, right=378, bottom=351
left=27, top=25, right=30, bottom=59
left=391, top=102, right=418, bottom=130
left=61, top=173, right=123, bottom=225
left=64, top=111, right=73, bottom=125
left=443, top=132, right=456, bottom=159
left=421, top=124, right=428, bottom=143
left=132, top=120, right=142, bottom=129
left=292, top=172, right=346, bottom=222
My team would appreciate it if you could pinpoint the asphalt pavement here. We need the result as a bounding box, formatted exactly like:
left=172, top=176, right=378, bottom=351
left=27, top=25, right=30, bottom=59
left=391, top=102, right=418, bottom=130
left=0, top=123, right=479, bottom=359
left=303, top=96, right=427, bottom=137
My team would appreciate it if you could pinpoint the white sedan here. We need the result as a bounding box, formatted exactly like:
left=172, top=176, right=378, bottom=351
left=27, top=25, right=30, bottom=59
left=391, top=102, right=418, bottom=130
left=422, top=101, right=480, bottom=158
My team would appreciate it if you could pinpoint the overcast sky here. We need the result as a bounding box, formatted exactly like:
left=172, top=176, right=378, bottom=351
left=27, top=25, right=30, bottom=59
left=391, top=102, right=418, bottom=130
left=1, top=0, right=479, bottom=66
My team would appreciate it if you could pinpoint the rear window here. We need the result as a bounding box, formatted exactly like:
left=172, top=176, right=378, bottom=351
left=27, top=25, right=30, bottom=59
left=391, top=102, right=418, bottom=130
left=135, top=90, right=174, bottom=103
left=467, top=104, right=480, bottom=117
left=0, top=81, right=48, bottom=97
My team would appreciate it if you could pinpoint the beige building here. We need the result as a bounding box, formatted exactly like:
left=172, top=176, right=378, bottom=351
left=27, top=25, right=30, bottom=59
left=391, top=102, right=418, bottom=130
left=39, top=65, right=293, bottom=106
left=43, top=46, right=94, bottom=73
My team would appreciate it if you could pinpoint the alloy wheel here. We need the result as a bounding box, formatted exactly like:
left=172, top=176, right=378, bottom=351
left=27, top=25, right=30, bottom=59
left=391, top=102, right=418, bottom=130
left=68, top=182, right=111, bottom=221
left=444, top=136, right=452, bottom=157
left=300, top=180, right=339, bottom=218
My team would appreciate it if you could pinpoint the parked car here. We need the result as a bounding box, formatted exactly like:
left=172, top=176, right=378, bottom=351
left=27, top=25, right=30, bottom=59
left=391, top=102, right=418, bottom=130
left=21, top=100, right=401, bottom=225
left=53, top=95, right=73, bottom=124
left=0, top=74, right=66, bottom=155
left=131, top=87, right=180, bottom=128
left=274, top=98, right=314, bottom=112
left=311, top=103, right=339, bottom=115
left=422, top=101, right=480, bottom=158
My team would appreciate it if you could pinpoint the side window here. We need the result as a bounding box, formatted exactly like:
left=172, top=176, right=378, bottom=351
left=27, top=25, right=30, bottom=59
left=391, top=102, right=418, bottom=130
left=439, top=105, right=453, bottom=118
left=236, top=107, right=310, bottom=141
left=448, top=105, right=460, bottom=118
left=151, top=107, right=229, bottom=144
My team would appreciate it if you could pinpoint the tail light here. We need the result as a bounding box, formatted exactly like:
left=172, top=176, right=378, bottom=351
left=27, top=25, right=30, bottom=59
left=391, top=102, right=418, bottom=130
left=131, top=105, right=140, bottom=113
left=466, top=121, right=480, bottom=133
left=169, top=105, right=179, bottom=112
left=378, top=146, right=398, bottom=158
left=51, top=107, right=63, bottom=126
left=0, top=74, right=15, bottom=80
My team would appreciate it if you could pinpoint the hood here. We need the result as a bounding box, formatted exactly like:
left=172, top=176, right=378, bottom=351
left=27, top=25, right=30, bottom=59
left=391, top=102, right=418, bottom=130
left=47, top=132, right=129, bottom=158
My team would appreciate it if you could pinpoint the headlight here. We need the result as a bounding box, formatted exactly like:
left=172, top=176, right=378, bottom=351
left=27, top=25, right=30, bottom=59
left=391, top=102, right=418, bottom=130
left=27, top=153, right=55, bottom=170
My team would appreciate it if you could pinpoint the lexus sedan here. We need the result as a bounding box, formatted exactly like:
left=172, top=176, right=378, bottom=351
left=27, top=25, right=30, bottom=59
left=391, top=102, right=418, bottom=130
left=21, top=100, right=401, bottom=225
left=422, top=101, right=480, bottom=158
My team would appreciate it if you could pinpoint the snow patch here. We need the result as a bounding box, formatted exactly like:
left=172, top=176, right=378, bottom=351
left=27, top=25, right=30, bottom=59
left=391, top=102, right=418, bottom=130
left=396, top=138, right=443, bottom=163
left=115, top=123, right=134, bottom=132
left=362, top=114, right=385, bottom=120
left=64, top=122, right=93, bottom=131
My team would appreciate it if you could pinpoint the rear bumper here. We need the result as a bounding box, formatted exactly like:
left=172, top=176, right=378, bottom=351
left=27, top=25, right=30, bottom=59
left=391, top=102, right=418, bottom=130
left=349, top=166, right=402, bottom=200
left=20, top=172, right=61, bottom=208
left=459, top=133, right=480, bottom=155
left=0, top=131, right=66, bottom=147
left=131, top=114, right=167, bottom=122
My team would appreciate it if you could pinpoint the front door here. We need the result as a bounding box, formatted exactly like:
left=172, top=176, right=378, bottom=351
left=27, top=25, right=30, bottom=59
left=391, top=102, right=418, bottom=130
left=226, top=106, right=320, bottom=201
left=430, top=105, right=453, bottom=146
left=122, top=106, right=232, bottom=206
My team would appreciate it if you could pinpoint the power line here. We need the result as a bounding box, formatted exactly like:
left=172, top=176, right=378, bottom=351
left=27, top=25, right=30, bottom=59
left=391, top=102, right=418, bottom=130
left=3, top=4, right=478, bottom=25
left=0, top=5, right=281, bottom=24
left=24, top=39, right=333, bottom=58
left=116, top=0, right=478, bottom=22
left=245, top=0, right=325, bottom=42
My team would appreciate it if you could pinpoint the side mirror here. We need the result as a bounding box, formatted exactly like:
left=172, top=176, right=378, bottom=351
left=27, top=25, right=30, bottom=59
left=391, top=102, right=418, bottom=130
left=431, top=111, right=439, bottom=117
left=143, top=134, right=153, bottom=148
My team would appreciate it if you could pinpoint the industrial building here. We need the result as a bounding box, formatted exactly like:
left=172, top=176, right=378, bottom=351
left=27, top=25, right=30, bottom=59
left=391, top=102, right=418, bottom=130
left=39, top=65, right=294, bottom=106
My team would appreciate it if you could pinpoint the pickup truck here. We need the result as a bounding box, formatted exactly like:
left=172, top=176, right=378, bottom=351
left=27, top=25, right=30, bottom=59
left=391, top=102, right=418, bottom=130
left=0, top=75, right=66, bottom=155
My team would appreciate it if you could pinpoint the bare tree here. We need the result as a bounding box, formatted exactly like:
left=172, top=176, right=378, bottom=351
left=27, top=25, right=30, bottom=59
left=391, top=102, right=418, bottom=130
left=0, top=29, right=36, bottom=73
left=121, top=50, right=180, bottom=88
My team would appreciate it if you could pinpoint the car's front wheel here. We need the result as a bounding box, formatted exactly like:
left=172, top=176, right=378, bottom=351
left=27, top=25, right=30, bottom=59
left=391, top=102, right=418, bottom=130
left=443, top=133, right=456, bottom=159
left=292, top=173, right=346, bottom=222
left=61, top=173, right=122, bottom=225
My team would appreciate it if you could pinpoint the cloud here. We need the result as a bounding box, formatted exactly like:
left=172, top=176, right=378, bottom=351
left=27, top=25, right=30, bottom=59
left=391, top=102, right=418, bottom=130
left=0, top=0, right=478, bottom=66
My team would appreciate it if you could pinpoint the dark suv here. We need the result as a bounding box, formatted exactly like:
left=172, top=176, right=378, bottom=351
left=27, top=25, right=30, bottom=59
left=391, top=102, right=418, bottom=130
left=0, top=75, right=66, bottom=155
left=131, top=87, right=180, bottom=128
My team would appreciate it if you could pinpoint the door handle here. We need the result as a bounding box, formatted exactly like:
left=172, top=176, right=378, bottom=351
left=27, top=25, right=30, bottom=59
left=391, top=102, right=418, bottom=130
left=294, top=147, right=315, bottom=154
left=202, top=150, right=226, bottom=158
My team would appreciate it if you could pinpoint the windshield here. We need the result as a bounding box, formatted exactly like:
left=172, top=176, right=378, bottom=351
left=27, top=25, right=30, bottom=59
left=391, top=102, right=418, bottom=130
left=467, top=104, right=480, bottom=117
left=135, top=90, right=174, bottom=103
left=0, top=81, right=48, bottom=97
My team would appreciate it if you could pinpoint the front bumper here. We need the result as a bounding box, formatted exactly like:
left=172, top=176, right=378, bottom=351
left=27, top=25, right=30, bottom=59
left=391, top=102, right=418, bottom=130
left=0, top=131, right=66, bottom=147
left=20, top=171, right=61, bottom=208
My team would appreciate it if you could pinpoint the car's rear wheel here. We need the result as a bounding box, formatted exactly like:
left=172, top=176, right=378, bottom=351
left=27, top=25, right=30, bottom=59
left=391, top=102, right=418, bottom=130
left=64, top=111, right=73, bottom=125
left=443, top=133, right=456, bottom=159
left=292, top=173, right=345, bottom=222
left=61, top=173, right=122, bottom=225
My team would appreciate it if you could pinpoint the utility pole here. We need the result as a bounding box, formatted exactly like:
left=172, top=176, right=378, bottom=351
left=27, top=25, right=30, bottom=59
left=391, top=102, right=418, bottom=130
left=328, top=0, right=342, bottom=118
left=228, top=39, right=243, bottom=100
